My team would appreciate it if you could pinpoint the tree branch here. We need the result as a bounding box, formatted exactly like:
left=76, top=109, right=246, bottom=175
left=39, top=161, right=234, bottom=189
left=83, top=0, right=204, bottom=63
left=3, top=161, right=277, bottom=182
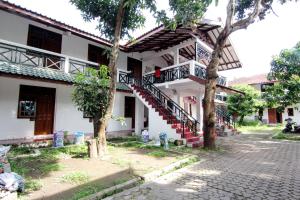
left=229, top=0, right=263, bottom=34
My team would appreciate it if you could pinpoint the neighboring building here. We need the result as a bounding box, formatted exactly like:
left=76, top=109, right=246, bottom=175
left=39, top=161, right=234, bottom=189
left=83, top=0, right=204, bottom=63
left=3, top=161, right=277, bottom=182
left=229, top=73, right=300, bottom=124
left=0, top=1, right=242, bottom=146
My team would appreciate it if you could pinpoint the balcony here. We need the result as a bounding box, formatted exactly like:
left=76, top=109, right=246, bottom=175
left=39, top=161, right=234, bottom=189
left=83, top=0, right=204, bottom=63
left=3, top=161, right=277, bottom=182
left=0, top=39, right=99, bottom=75
left=143, top=60, right=227, bottom=86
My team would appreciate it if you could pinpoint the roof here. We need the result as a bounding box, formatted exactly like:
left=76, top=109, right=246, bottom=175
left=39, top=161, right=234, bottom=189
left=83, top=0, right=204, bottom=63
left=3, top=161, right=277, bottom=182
left=125, top=23, right=242, bottom=71
left=229, top=73, right=274, bottom=86
left=0, top=61, right=131, bottom=91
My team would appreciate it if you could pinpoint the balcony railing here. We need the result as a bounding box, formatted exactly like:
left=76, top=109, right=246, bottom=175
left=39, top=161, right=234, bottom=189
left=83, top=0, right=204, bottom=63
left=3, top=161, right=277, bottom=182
left=143, top=60, right=227, bottom=86
left=0, top=39, right=98, bottom=74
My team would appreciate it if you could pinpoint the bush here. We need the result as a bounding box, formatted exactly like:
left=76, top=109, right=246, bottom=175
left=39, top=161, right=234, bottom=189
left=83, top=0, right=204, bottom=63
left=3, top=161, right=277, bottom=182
left=238, top=120, right=261, bottom=126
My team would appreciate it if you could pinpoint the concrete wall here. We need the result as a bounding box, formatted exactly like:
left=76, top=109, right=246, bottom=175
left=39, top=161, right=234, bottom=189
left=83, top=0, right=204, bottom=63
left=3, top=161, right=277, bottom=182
left=0, top=10, right=143, bottom=72
left=0, top=77, right=133, bottom=140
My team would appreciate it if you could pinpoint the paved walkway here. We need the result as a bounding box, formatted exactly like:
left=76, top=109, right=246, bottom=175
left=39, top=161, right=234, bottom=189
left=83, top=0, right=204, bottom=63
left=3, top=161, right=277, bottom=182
left=104, top=133, right=300, bottom=200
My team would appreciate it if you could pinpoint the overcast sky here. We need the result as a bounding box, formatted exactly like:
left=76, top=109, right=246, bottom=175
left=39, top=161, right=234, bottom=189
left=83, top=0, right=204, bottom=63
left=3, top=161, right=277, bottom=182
left=6, top=0, right=300, bottom=80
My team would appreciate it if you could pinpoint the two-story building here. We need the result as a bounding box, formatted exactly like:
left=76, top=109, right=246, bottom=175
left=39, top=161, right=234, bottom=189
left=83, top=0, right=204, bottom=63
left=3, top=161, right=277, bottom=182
left=230, top=73, right=300, bottom=124
left=0, top=0, right=242, bottom=147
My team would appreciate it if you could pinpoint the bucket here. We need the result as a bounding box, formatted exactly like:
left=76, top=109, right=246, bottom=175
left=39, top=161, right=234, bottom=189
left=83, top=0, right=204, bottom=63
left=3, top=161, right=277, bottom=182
left=74, top=132, right=85, bottom=145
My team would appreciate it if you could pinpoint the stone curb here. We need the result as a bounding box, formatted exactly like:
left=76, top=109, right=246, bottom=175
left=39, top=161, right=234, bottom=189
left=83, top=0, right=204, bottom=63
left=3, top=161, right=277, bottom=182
left=80, top=177, right=142, bottom=200
left=81, top=155, right=198, bottom=200
left=141, top=155, right=199, bottom=182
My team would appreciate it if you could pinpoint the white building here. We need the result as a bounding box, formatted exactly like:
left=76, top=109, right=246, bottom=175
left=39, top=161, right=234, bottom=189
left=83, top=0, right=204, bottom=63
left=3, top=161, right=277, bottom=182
left=0, top=1, right=242, bottom=147
left=229, top=74, right=300, bottom=124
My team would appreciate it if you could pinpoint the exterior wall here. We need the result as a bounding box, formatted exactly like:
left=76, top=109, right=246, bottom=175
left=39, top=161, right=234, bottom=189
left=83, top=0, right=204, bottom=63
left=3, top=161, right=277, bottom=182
left=0, top=77, right=133, bottom=140
left=0, top=10, right=142, bottom=72
left=282, top=105, right=300, bottom=124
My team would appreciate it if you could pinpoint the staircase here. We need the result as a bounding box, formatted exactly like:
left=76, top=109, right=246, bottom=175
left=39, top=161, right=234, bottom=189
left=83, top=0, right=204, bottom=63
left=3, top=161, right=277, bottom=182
left=215, top=105, right=236, bottom=136
left=119, top=72, right=203, bottom=148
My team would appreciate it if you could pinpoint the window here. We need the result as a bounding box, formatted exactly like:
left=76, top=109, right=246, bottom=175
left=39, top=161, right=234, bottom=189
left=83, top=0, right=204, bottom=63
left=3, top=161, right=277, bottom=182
left=287, top=108, right=294, bottom=117
left=18, top=85, right=37, bottom=118
left=19, top=100, right=36, bottom=118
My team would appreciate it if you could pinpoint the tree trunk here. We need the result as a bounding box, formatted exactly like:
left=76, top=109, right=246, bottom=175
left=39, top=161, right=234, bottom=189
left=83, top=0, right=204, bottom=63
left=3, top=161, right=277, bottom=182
left=203, top=31, right=228, bottom=150
left=239, top=115, right=245, bottom=124
left=87, top=139, right=98, bottom=159
left=97, top=0, right=126, bottom=157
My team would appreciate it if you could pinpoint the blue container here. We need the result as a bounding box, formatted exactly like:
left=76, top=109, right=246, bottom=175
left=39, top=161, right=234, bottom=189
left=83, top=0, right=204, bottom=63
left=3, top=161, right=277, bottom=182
left=74, top=132, right=85, bottom=145
left=53, top=131, right=64, bottom=147
left=159, top=132, right=169, bottom=150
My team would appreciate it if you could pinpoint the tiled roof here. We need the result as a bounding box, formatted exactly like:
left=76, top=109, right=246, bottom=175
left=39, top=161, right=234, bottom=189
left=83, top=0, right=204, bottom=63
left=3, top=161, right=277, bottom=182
left=229, top=73, right=273, bottom=86
left=0, top=61, right=131, bottom=91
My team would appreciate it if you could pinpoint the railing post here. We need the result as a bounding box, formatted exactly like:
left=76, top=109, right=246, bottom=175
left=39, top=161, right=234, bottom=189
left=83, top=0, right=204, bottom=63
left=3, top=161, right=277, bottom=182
left=64, top=56, right=70, bottom=73
left=190, top=60, right=195, bottom=76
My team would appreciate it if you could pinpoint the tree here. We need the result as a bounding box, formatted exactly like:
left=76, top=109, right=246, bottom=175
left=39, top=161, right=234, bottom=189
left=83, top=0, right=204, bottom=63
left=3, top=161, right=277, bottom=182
left=71, top=0, right=157, bottom=157
left=264, top=42, right=300, bottom=112
left=72, top=67, right=110, bottom=158
left=157, top=0, right=296, bottom=149
left=227, top=85, right=265, bottom=124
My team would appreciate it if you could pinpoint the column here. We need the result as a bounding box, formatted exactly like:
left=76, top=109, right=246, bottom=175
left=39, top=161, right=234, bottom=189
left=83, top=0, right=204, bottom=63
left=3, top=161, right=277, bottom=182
left=196, top=93, right=204, bottom=131
left=135, top=97, right=144, bottom=135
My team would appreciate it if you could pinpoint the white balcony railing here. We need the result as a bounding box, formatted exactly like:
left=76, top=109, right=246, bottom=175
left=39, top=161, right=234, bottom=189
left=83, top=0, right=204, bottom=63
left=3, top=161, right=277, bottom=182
left=143, top=60, right=227, bottom=86
left=0, top=39, right=99, bottom=74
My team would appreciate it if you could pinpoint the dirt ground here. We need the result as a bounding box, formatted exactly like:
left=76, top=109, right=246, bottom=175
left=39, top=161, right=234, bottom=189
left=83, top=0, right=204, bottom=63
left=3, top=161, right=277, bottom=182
left=14, top=144, right=184, bottom=200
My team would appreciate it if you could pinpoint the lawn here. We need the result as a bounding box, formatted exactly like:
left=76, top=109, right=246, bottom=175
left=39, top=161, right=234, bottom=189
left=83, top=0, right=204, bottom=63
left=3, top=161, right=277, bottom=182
left=9, top=136, right=191, bottom=200
left=272, top=132, right=300, bottom=141
left=237, top=124, right=284, bottom=134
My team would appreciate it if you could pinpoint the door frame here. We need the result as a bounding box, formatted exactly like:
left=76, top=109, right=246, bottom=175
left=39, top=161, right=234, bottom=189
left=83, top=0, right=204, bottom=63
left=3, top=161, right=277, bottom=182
left=18, top=85, right=56, bottom=135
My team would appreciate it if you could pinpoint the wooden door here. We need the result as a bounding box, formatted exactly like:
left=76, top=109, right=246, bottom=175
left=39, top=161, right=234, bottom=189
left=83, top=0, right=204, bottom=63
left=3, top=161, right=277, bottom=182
left=125, top=96, right=135, bottom=129
left=268, top=108, right=277, bottom=124
left=88, top=44, right=109, bottom=68
left=127, top=57, right=142, bottom=80
left=27, top=25, right=62, bottom=69
left=34, top=88, right=56, bottom=135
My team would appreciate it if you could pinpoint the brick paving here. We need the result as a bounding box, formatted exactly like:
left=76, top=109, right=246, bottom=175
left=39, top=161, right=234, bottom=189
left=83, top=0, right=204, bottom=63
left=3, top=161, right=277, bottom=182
left=104, top=133, right=300, bottom=200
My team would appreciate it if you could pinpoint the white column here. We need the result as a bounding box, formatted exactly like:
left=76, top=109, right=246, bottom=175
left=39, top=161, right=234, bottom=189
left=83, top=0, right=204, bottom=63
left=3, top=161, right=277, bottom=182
left=64, top=56, right=70, bottom=73
left=196, top=93, right=204, bottom=132
left=173, top=48, right=180, bottom=65
left=135, top=98, right=144, bottom=135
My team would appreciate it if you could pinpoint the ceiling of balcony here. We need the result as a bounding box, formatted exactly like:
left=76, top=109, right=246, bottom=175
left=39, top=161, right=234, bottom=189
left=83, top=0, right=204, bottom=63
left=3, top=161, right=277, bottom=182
left=125, top=23, right=242, bottom=71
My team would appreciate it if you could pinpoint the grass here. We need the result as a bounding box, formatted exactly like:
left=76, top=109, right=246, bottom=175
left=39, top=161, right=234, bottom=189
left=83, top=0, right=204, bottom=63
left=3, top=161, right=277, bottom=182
left=70, top=184, right=105, bottom=200
left=147, top=150, right=168, bottom=158
left=61, top=172, right=90, bottom=185
left=272, top=132, right=300, bottom=141
left=237, top=124, right=283, bottom=133
left=25, top=179, right=43, bottom=192
left=69, top=177, right=132, bottom=200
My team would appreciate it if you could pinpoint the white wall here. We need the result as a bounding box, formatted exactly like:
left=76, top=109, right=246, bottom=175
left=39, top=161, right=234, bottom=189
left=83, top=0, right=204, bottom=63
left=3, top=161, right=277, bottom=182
left=282, top=105, right=300, bottom=124
left=0, top=77, right=133, bottom=140
left=0, top=11, right=143, bottom=71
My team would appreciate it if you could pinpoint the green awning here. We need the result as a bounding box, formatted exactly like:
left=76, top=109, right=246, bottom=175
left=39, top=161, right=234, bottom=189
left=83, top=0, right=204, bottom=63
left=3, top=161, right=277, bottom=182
left=0, top=61, right=131, bottom=92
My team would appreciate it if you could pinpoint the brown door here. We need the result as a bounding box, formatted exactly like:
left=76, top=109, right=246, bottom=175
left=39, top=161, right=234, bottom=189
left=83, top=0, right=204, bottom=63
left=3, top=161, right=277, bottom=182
left=268, top=108, right=277, bottom=124
left=127, top=57, right=142, bottom=80
left=88, top=44, right=109, bottom=68
left=34, top=88, right=56, bottom=135
left=125, top=96, right=135, bottom=129
left=27, top=25, right=62, bottom=69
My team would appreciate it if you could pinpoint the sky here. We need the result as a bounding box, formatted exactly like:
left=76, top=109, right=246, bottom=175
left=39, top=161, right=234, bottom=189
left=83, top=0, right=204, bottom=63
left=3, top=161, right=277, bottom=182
left=6, top=0, right=300, bottom=80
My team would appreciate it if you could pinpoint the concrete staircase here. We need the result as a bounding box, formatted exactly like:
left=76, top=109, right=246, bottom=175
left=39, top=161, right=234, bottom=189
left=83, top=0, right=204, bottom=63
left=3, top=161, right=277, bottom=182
left=131, top=84, right=203, bottom=148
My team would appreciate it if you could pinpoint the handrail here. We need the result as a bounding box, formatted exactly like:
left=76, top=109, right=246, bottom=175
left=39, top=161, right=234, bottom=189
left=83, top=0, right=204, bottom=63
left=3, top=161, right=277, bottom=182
left=119, top=71, right=200, bottom=137
left=0, top=39, right=99, bottom=73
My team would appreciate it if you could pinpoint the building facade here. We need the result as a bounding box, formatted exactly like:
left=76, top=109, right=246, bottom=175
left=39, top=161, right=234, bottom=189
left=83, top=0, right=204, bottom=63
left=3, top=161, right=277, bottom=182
left=230, top=74, right=300, bottom=124
left=0, top=1, right=241, bottom=146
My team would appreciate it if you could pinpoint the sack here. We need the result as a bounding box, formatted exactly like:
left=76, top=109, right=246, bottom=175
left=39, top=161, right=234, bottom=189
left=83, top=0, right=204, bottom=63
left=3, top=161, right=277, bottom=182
left=0, top=173, right=24, bottom=192
left=53, top=131, right=64, bottom=147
